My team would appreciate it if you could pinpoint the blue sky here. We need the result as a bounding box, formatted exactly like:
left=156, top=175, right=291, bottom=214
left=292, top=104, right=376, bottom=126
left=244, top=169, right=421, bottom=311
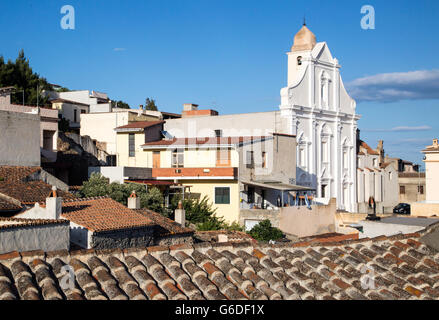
left=0, top=0, right=438, bottom=167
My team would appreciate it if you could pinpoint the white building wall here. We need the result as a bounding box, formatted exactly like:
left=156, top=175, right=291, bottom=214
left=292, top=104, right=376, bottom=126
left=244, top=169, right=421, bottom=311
left=280, top=41, right=360, bottom=212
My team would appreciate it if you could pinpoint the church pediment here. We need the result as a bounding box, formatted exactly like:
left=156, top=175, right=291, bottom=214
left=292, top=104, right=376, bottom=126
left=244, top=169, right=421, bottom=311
left=312, top=42, right=335, bottom=64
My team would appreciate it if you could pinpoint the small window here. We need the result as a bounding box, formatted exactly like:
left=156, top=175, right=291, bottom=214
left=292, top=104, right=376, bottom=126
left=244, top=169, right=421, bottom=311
left=214, top=130, right=222, bottom=137
left=419, top=185, right=424, bottom=194
left=400, top=186, right=406, bottom=194
left=129, top=133, right=135, bottom=157
left=321, top=184, right=327, bottom=198
left=215, top=187, right=230, bottom=204
left=246, top=151, right=254, bottom=169
left=297, top=56, right=302, bottom=66
left=74, top=109, right=78, bottom=123
left=172, top=149, right=184, bottom=168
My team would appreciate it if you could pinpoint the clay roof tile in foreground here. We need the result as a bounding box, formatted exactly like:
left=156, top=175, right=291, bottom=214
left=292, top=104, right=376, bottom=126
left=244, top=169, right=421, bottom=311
left=0, top=229, right=438, bottom=300
left=61, top=197, right=154, bottom=232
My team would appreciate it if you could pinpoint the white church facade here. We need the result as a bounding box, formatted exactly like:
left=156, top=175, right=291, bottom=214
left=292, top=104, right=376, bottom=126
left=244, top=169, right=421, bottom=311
left=279, top=24, right=361, bottom=212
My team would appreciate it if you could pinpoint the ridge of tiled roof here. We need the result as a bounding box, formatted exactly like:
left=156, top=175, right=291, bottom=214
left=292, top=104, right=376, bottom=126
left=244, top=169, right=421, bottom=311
left=0, top=217, right=69, bottom=230
left=61, top=197, right=154, bottom=233
left=115, top=120, right=165, bottom=130
left=135, top=208, right=194, bottom=237
left=1, top=230, right=439, bottom=300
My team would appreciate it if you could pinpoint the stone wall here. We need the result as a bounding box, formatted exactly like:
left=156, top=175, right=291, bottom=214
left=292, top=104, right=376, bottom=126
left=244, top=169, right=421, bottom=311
left=0, top=224, right=70, bottom=254
left=91, top=226, right=155, bottom=250
left=239, top=209, right=281, bottom=228
left=153, top=233, right=194, bottom=246
left=412, top=202, right=439, bottom=217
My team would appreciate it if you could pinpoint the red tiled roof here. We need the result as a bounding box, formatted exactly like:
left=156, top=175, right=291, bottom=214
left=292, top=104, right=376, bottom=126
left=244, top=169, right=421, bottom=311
left=61, top=197, right=154, bottom=232
left=1, top=230, right=439, bottom=300
left=0, top=217, right=69, bottom=230
left=136, top=208, right=194, bottom=237
left=0, top=166, right=41, bottom=182
left=0, top=198, right=22, bottom=212
left=142, top=136, right=270, bottom=147
left=359, top=140, right=380, bottom=155
left=115, top=121, right=165, bottom=130
left=0, top=181, right=76, bottom=205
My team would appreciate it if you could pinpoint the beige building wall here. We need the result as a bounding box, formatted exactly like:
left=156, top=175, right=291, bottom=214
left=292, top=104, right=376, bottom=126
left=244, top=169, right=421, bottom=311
left=81, top=111, right=156, bottom=155
left=398, top=173, right=426, bottom=203
left=425, top=152, right=439, bottom=202
left=184, top=180, right=240, bottom=223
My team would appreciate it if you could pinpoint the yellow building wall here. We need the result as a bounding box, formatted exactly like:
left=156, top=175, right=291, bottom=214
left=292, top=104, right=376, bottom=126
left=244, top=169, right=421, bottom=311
left=183, top=180, right=240, bottom=224
left=142, top=148, right=239, bottom=168
left=116, top=132, right=149, bottom=167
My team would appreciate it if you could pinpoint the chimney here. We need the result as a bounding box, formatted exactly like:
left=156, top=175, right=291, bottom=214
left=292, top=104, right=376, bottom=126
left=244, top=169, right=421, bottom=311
left=433, top=139, right=438, bottom=148
left=46, top=186, right=62, bottom=220
left=128, top=191, right=141, bottom=209
left=175, top=200, right=185, bottom=227
left=139, top=104, right=144, bottom=110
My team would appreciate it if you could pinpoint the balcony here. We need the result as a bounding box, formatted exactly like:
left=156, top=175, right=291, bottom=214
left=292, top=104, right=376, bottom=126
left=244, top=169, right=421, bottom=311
left=152, top=167, right=237, bottom=180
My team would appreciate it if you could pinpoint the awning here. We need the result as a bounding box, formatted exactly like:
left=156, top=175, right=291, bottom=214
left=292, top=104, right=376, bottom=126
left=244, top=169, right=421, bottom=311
left=241, top=180, right=314, bottom=191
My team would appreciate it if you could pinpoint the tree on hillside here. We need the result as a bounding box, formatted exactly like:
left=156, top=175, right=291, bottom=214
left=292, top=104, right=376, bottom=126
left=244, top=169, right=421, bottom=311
left=145, top=97, right=158, bottom=111
left=111, top=100, right=130, bottom=109
left=0, top=49, right=53, bottom=105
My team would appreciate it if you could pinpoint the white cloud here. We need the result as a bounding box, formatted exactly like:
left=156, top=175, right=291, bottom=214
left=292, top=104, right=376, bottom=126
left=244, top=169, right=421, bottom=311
left=113, top=48, right=127, bottom=52
left=363, top=125, right=432, bottom=132
left=346, top=70, right=439, bottom=102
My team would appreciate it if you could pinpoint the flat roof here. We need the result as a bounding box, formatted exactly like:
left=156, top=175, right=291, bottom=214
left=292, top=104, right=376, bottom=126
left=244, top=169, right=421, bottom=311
left=378, top=216, right=439, bottom=227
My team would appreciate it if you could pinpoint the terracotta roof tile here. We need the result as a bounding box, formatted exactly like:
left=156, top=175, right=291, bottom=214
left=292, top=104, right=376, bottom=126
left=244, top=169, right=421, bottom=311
left=61, top=198, right=154, bottom=232
left=1, top=231, right=439, bottom=300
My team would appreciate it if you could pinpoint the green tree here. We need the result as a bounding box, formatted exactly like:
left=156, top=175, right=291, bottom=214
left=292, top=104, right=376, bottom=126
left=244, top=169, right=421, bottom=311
left=145, top=97, right=158, bottom=111
left=247, top=219, right=284, bottom=242
left=79, top=173, right=164, bottom=212
left=0, top=49, right=53, bottom=106
left=111, top=100, right=130, bottom=109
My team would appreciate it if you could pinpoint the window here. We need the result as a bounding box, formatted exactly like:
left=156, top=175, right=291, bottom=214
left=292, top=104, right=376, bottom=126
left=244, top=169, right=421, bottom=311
left=74, top=109, right=78, bottom=123
left=215, top=187, right=230, bottom=204
left=321, top=184, right=327, bottom=198
left=246, top=151, right=254, bottom=169
left=128, top=133, right=135, bottom=157
left=373, top=158, right=378, bottom=167
left=214, top=130, right=222, bottom=137
left=80, top=109, right=86, bottom=114
left=216, top=148, right=231, bottom=167
left=297, top=56, right=302, bottom=66
left=172, top=149, right=184, bottom=168
left=261, top=152, right=267, bottom=168
left=400, top=186, right=406, bottom=194
left=418, top=185, right=424, bottom=194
